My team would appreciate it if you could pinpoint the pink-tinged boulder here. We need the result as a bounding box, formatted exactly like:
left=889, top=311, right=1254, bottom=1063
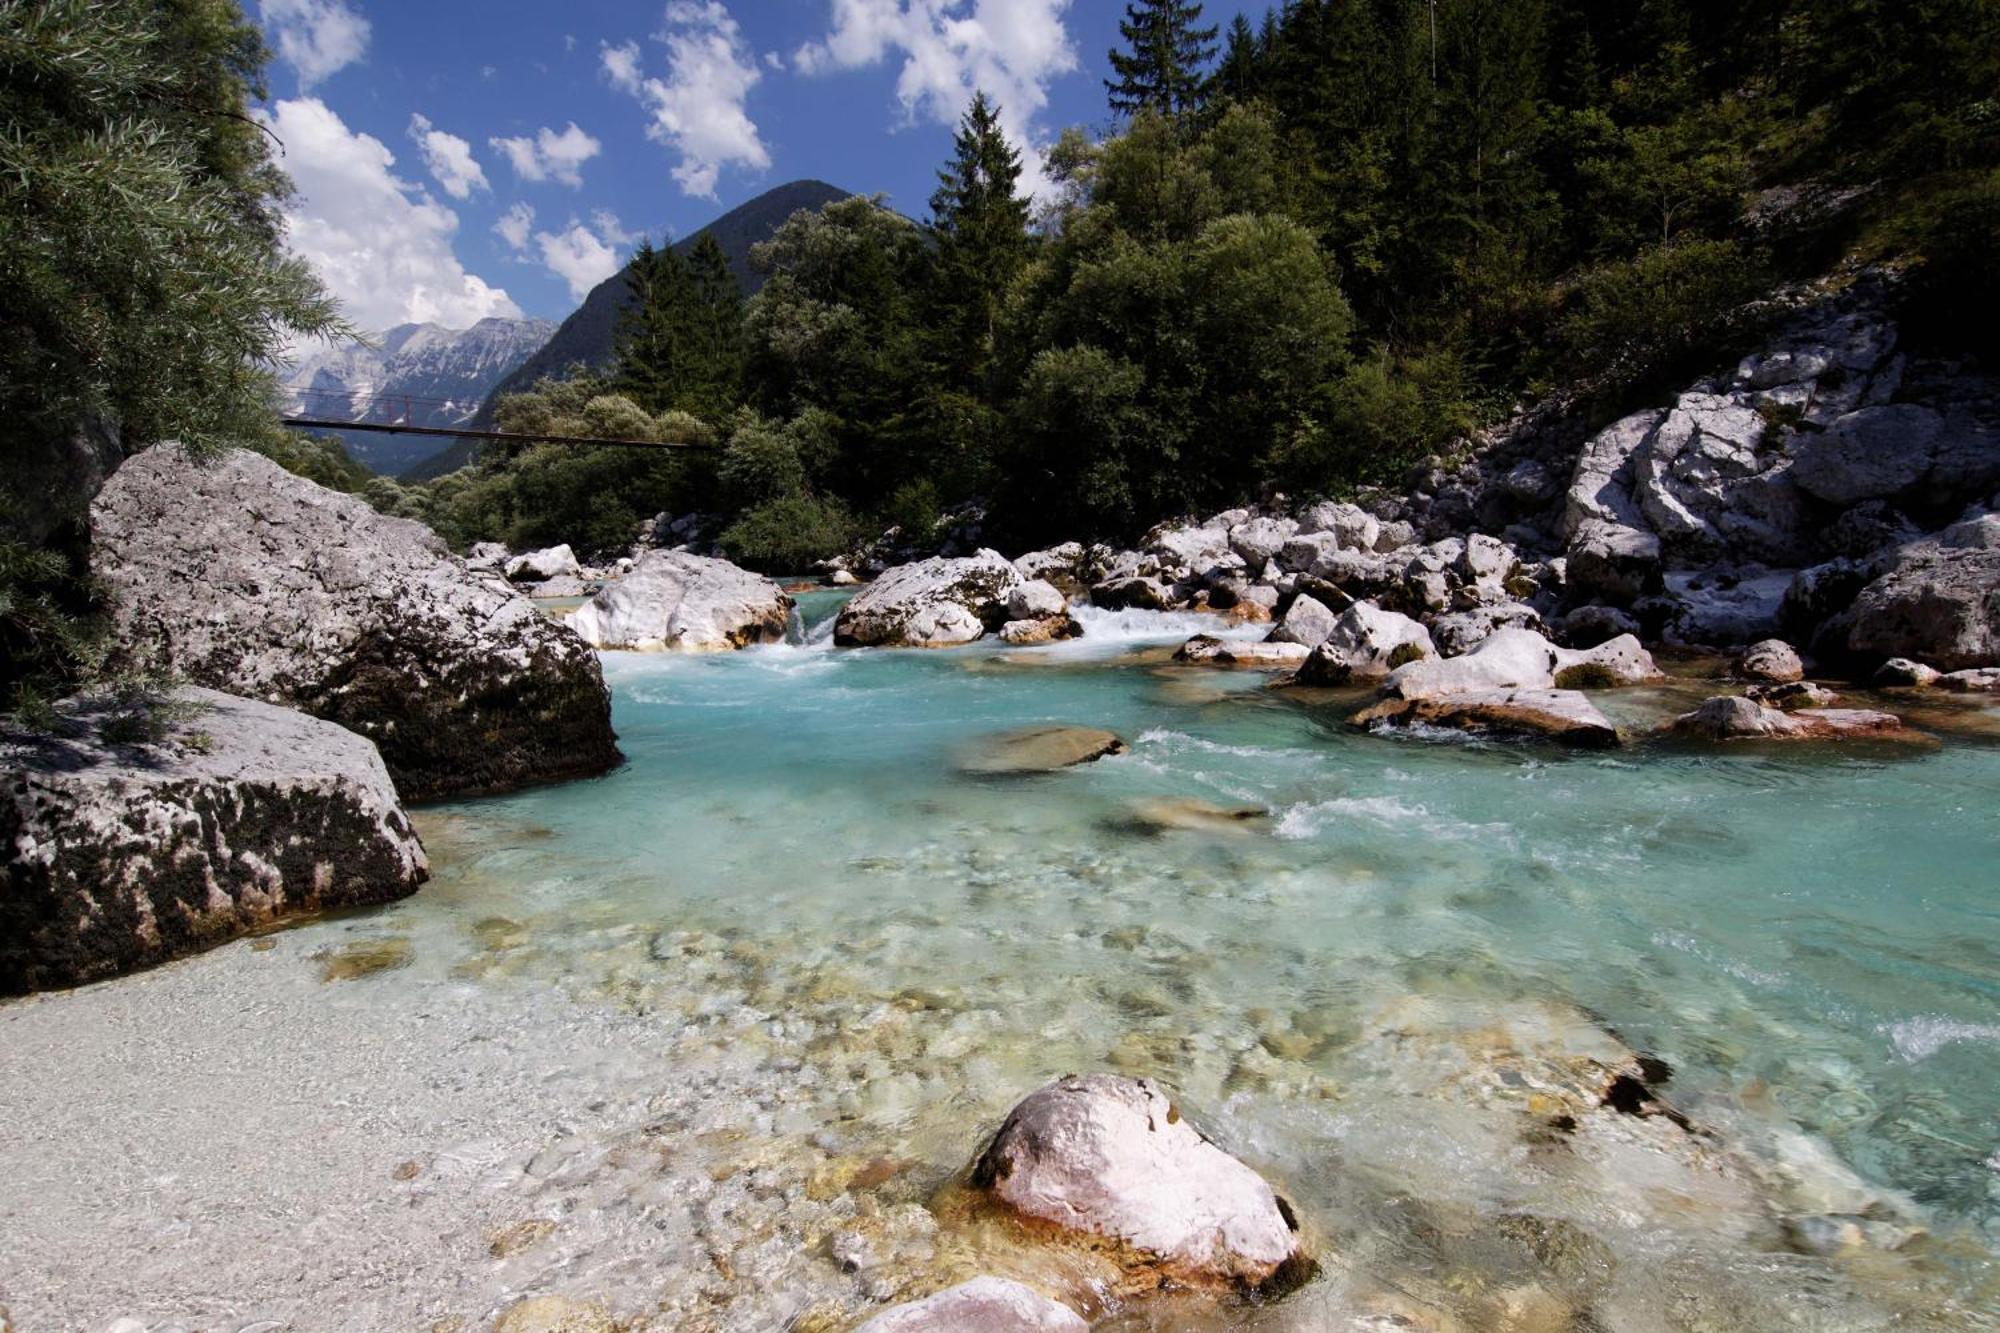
left=1175, top=636, right=1311, bottom=670
left=855, top=1278, right=1087, bottom=1332
left=968, top=1074, right=1311, bottom=1296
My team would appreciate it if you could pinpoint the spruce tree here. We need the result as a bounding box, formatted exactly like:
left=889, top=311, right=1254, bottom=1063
left=927, top=92, right=1031, bottom=391
left=1106, top=0, right=1219, bottom=117
left=612, top=240, right=696, bottom=412
left=1213, top=13, right=1263, bottom=103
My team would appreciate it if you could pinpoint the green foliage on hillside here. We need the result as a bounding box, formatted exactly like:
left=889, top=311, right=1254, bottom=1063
left=405, top=0, right=2000, bottom=558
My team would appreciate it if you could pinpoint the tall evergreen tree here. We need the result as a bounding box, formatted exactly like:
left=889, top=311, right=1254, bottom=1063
left=612, top=240, right=697, bottom=412
left=1213, top=13, right=1263, bottom=103
left=927, top=92, right=1031, bottom=391
left=1107, top=0, right=1219, bottom=117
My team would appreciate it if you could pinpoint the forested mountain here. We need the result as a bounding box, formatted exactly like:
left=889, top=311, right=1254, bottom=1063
left=467, top=180, right=850, bottom=430
left=280, top=318, right=553, bottom=473
left=356, top=0, right=2000, bottom=568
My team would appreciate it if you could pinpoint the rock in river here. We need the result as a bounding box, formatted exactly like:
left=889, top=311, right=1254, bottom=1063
left=855, top=1277, right=1087, bottom=1332
left=1353, top=688, right=1621, bottom=748
left=90, top=445, right=619, bottom=801
left=835, top=550, right=1025, bottom=648
left=959, top=727, right=1127, bottom=775
left=566, top=549, right=792, bottom=651
left=0, top=687, right=426, bottom=994
left=1668, top=695, right=1915, bottom=742
left=967, top=1074, right=1311, bottom=1295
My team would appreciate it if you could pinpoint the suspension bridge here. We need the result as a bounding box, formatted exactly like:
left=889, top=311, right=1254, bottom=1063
left=281, top=387, right=719, bottom=451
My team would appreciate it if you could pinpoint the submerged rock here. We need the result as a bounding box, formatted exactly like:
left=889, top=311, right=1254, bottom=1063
left=854, top=1277, right=1087, bottom=1332
left=1668, top=695, right=1914, bottom=742
left=836, top=551, right=1025, bottom=648
left=1939, top=667, right=2000, bottom=693
left=1746, top=680, right=1840, bottom=710
left=1117, top=798, right=1271, bottom=836
left=0, top=688, right=426, bottom=994
left=90, top=445, right=619, bottom=801
left=566, top=550, right=792, bottom=651
left=967, top=1074, right=1311, bottom=1295
left=1353, top=688, right=1620, bottom=748
left=959, top=727, right=1127, bottom=775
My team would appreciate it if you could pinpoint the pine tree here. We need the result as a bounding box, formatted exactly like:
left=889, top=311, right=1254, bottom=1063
left=612, top=240, right=697, bottom=412
left=684, top=233, right=746, bottom=415
left=1106, top=0, right=1220, bottom=117
left=1213, top=13, right=1263, bottom=104
left=927, top=92, right=1031, bottom=391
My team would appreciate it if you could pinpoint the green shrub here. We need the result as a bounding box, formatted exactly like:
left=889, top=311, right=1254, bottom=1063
left=720, top=493, right=859, bottom=572
left=883, top=479, right=942, bottom=543
left=1556, top=239, right=1769, bottom=390
left=1386, top=641, right=1428, bottom=669
left=1554, top=662, right=1621, bottom=690
left=1905, top=174, right=2000, bottom=356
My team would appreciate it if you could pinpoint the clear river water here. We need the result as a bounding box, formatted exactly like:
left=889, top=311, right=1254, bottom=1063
left=2, top=595, right=1997, bottom=1331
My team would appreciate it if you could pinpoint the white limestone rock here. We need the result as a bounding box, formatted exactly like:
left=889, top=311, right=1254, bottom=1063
left=566, top=550, right=792, bottom=652
left=505, top=543, right=581, bottom=583
left=1296, top=603, right=1435, bottom=685
left=90, top=445, right=618, bottom=801
left=854, top=1278, right=1087, bottom=1333
left=835, top=551, right=1025, bottom=648
left=1, top=688, right=426, bottom=993
left=969, top=1074, right=1310, bottom=1293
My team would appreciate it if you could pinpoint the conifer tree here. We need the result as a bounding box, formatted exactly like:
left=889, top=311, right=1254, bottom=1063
left=612, top=240, right=697, bottom=412
left=1106, top=0, right=1219, bottom=117
left=927, top=92, right=1031, bottom=391
left=1213, top=14, right=1263, bottom=104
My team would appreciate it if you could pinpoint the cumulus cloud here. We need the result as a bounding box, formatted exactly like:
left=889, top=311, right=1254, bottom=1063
left=536, top=220, right=623, bottom=299
left=494, top=202, right=536, bottom=253
left=259, top=0, right=370, bottom=88
left=488, top=123, right=602, bottom=188
left=793, top=0, right=1077, bottom=197
left=408, top=114, right=488, bottom=199
left=256, top=98, right=520, bottom=331
left=602, top=2, right=771, bottom=200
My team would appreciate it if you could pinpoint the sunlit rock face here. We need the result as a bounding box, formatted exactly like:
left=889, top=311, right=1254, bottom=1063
left=90, top=444, right=619, bottom=800
left=0, top=687, right=425, bottom=993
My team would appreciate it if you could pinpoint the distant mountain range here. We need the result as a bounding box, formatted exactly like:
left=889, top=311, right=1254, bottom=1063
left=281, top=317, right=555, bottom=475
left=404, top=178, right=854, bottom=482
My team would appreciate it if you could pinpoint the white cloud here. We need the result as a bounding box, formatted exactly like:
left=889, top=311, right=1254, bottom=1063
left=494, top=202, right=536, bottom=253
left=602, top=2, right=771, bottom=200
left=259, top=0, right=370, bottom=89
left=488, top=122, right=602, bottom=188
left=601, top=39, right=643, bottom=94
left=793, top=0, right=1077, bottom=197
left=255, top=97, right=520, bottom=331
left=535, top=220, right=623, bottom=299
left=408, top=114, right=488, bottom=199
left=591, top=209, right=638, bottom=247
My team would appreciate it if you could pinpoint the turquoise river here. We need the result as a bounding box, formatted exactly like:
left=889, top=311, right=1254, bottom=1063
left=2, top=594, right=1997, bottom=1331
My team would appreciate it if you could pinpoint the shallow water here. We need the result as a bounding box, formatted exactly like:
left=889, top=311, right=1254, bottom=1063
left=4, top=599, right=1999, bottom=1330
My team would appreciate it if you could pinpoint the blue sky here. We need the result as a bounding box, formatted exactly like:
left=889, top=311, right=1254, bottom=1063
left=251, top=0, right=1264, bottom=331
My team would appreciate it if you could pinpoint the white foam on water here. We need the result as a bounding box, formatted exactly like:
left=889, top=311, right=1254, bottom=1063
left=1035, top=604, right=1263, bottom=657
left=1652, top=930, right=1787, bottom=988
left=1274, top=794, right=1434, bottom=839
left=1880, top=1016, right=2000, bottom=1062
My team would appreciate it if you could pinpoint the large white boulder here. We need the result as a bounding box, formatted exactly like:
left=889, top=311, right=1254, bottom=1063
left=854, top=1278, right=1087, bottom=1332
left=0, top=688, right=426, bottom=994
left=1384, top=627, right=1662, bottom=700
left=91, top=445, right=618, bottom=801
left=1296, top=602, right=1434, bottom=685
left=1006, top=579, right=1070, bottom=622
left=1267, top=592, right=1340, bottom=646
left=566, top=550, right=792, bottom=652
left=835, top=550, right=1025, bottom=648
left=1228, top=515, right=1297, bottom=566
left=969, top=1074, right=1310, bottom=1294
left=1840, top=516, right=2000, bottom=672
left=504, top=543, right=581, bottom=583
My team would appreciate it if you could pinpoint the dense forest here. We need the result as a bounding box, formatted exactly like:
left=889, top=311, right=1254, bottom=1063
left=5, top=0, right=1999, bottom=708
left=366, top=0, right=2000, bottom=567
